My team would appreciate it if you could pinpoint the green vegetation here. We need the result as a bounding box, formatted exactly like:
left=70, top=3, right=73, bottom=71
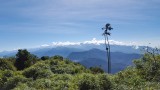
left=0, top=49, right=160, bottom=90
left=89, top=66, right=104, bottom=74
left=15, top=49, right=38, bottom=70
left=112, top=48, right=160, bottom=89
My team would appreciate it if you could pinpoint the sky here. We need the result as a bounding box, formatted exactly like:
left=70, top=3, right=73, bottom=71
left=0, top=0, right=160, bottom=51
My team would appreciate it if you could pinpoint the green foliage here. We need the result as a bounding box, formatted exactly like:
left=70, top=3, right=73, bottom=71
left=0, top=70, right=32, bottom=90
left=15, top=49, right=38, bottom=70
left=70, top=73, right=113, bottom=90
left=98, top=74, right=113, bottom=90
left=13, top=83, right=36, bottom=90
left=89, top=66, right=104, bottom=74
left=50, top=59, right=88, bottom=74
left=112, top=67, right=146, bottom=89
left=3, top=56, right=16, bottom=65
left=0, top=50, right=113, bottom=90
left=51, top=74, right=72, bottom=87
left=51, top=55, right=63, bottom=60
left=134, top=53, right=160, bottom=81
left=111, top=49, right=160, bottom=89
left=30, top=79, right=53, bottom=89
left=2, top=75, right=31, bottom=90
left=72, top=74, right=98, bottom=90
left=0, top=70, right=15, bottom=88
left=0, top=59, right=16, bottom=71
left=64, top=59, right=72, bottom=64
left=23, top=61, right=52, bottom=80
left=25, top=74, right=72, bottom=90
left=41, top=56, right=50, bottom=60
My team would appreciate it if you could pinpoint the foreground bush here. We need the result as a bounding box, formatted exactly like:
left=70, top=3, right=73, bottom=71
left=0, top=59, right=16, bottom=71
left=2, top=75, right=31, bottom=90
left=112, top=53, right=160, bottom=89
left=49, top=59, right=88, bottom=74
left=0, top=70, right=15, bottom=88
left=112, top=67, right=146, bottom=89
left=134, top=53, right=160, bottom=82
left=23, top=61, right=52, bottom=80
left=70, top=73, right=113, bottom=90
left=89, top=66, right=104, bottom=74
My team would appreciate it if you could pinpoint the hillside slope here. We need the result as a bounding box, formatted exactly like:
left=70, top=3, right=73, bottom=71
left=68, top=48, right=141, bottom=73
left=0, top=57, right=113, bottom=90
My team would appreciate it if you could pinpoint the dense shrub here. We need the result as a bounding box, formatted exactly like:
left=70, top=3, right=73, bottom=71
left=0, top=59, right=16, bottom=71
left=98, top=74, right=113, bottom=90
left=71, top=73, right=113, bottom=90
left=25, top=74, right=72, bottom=90
left=13, top=83, right=36, bottom=90
left=41, top=56, right=50, bottom=60
left=49, top=74, right=72, bottom=89
left=50, top=59, right=87, bottom=74
left=112, top=67, right=146, bottom=89
left=23, top=62, right=52, bottom=80
left=51, top=55, right=63, bottom=60
left=30, top=79, right=52, bottom=89
left=134, top=53, right=160, bottom=81
left=2, top=76, right=31, bottom=90
left=89, top=66, right=104, bottom=74
left=3, top=57, right=16, bottom=65
left=0, top=70, right=15, bottom=88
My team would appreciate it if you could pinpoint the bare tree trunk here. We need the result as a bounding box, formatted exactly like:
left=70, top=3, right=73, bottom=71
left=105, top=35, right=111, bottom=73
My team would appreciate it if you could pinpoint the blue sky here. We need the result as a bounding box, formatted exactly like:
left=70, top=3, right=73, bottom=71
left=0, top=0, right=160, bottom=51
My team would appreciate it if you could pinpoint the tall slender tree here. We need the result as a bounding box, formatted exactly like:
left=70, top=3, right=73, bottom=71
left=102, top=23, right=113, bottom=73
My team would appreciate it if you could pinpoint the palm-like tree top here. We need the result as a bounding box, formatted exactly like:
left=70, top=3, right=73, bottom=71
left=102, top=23, right=113, bottom=36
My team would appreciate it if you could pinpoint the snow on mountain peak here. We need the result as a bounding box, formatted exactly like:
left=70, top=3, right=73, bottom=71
left=40, top=38, right=141, bottom=47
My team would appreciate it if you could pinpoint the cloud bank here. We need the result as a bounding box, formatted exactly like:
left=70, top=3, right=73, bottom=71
left=41, top=38, right=141, bottom=47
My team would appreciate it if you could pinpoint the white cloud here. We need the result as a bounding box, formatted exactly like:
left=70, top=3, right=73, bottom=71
left=51, top=41, right=81, bottom=46
left=83, top=38, right=103, bottom=45
left=40, top=38, right=142, bottom=47
left=41, top=44, right=50, bottom=47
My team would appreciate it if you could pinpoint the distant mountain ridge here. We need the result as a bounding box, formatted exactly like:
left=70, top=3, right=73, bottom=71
left=0, top=44, right=143, bottom=73
left=31, top=47, right=84, bottom=57
left=67, top=48, right=105, bottom=62
left=67, top=48, right=141, bottom=73
left=0, top=44, right=147, bottom=57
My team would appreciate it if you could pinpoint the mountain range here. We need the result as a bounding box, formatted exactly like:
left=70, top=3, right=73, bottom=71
left=0, top=44, right=146, bottom=73
left=68, top=48, right=141, bottom=73
left=0, top=43, right=146, bottom=57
